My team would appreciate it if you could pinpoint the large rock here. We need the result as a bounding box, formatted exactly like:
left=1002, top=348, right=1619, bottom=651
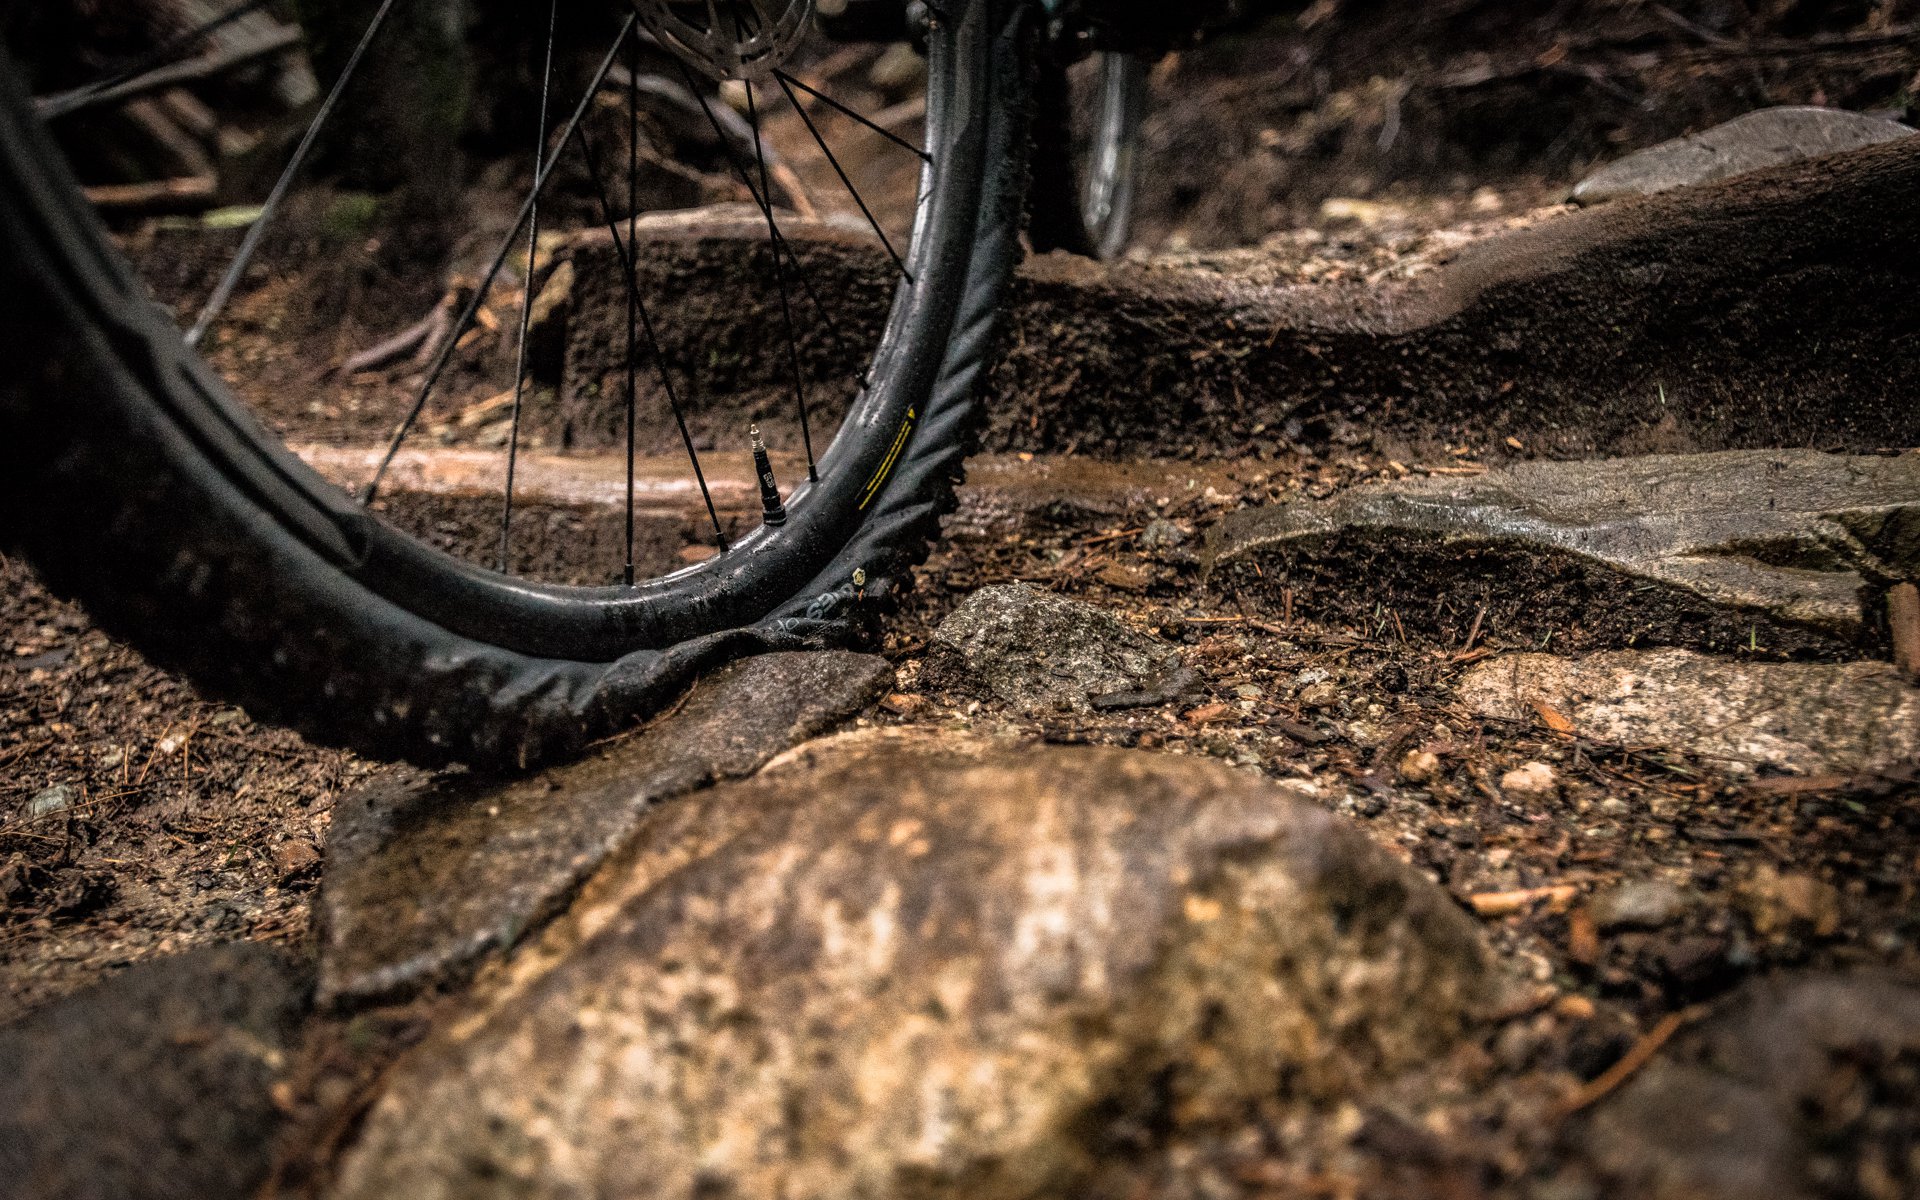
left=330, top=733, right=1506, bottom=1200
left=1458, top=649, right=1920, bottom=777
left=317, top=651, right=892, bottom=1007
left=921, top=583, right=1194, bottom=713
left=1571, top=972, right=1920, bottom=1200
left=0, top=944, right=307, bottom=1200
left=1206, top=450, right=1920, bottom=656
left=1572, top=106, right=1915, bottom=205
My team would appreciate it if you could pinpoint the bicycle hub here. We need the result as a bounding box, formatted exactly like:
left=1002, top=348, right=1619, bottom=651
left=635, top=0, right=817, bottom=81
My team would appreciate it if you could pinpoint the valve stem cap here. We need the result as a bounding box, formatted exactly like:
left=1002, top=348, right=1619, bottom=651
left=751, top=425, right=787, bottom=527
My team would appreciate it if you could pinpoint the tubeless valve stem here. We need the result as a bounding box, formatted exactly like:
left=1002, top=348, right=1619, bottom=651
left=751, top=425, right=787, bottom=527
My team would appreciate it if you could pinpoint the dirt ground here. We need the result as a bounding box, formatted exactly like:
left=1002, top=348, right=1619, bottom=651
left=5, top=1, right=1920, bottom=1194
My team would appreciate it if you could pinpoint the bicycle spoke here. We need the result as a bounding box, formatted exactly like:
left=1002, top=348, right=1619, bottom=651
left=365, top=11, right=639, bottom=504
left=774, top=69, right=932, bottom=163
left=186, top=0, right=399, bottom=348
left=624, top=31, right=642, bottom=584
left=37, top=0, right=279, bottom=120
left=574, top=125, right=729, bottom=553
left=499, top=0, right=561, bottom=573
left=774, top=71, right=911, bottom=283
left=672, top=58, right=873, bottom=392
left=744, top=77, right=818, bottom=482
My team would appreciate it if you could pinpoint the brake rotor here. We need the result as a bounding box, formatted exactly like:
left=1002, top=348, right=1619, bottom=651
left=636, top=0, right=817, bottom=82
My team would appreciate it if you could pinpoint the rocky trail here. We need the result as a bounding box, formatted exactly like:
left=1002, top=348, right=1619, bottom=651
left=7, top=5, right=1920, bottom=1199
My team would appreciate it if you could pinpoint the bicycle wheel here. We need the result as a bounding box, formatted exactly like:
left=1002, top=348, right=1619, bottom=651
left=1030, top=49, right=1147, bottom=260
left=0, top=0, right=1036, bottom=770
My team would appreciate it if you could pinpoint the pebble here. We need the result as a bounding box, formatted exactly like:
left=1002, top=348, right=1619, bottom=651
left=1184, top=703, right=1235, bottom=725
left=1140, top=518, right=1191, bottom=551
left=921, top=584, right=1191, bottom=715
left=1499, top=762, right=1559, bottom=801
left=1297, top=680, right=1340, bottom=710
left=1590, top=880, right=1690, bottom=931
left=1399, top=749, right=1441, bottom=785
left=272, top=840, right=322, bottom=875
left=26, top=784, right=73, bottom=819
left=1736, top=867, right=1842, bottom=939
left=880, top=693, right=925, bottom=716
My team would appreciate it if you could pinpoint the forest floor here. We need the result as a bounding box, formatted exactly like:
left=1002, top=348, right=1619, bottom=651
left=5, top=3, right=1920, bottom=1197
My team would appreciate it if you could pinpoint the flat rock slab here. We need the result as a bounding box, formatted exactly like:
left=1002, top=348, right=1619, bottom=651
left=1457, top=649, right=1920, bottom=778
left=1206, top=449, right=1920, bottom=655
left=317, top=650, right=892, bottom=1007
left=330, top=733, right=1506, bottom=1200
left=0, top=944, right=307, bottom=1200
left=1572, top=972, right=1920, bottom=1200
left=920, top=582, right=1195, bottom=713
left=1573, top=106, right=1916, bottom=205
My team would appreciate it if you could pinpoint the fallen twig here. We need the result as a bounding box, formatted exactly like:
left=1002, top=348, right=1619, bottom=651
left=336, top=298, right=455, bottom=378
left=1554, top=1006, right=1707, bottom=1118
left=1467, top=884, right=1579, bottom=917
left=83, top=175, right=217, bottom=214
left=36, top=22, right=304, bottom=119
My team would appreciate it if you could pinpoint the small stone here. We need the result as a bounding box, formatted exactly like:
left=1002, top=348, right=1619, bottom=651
left=921, top=584, right=1192, bottom=715
left=868, top=39, right=926, bottom=91
left=1233, top=683, right=1265, bottom=701
left=1499, top=762, right=1559, bottom=801
left=1095, top=560, right=1156, bottom=592
left=1297, top=680, right=1340, bottom=710
left=1567, top=908, right=1602, bottom=966
left=1319, top=196, right=1395, bottom=226
left=1346, top=721, right=1387, bottom=749
left=1140, top=518, right=1191, bottom=551
left=1398, top=749, right=1441, bottom=785
left=1590, top=880, right=1690, bottom=931
left=273, top=840, right=321, bottom=876
left=1736, top=867, right=1842, bottom=940
left=1597, top=797, right=1632, bottom=817
left=1657, top=936, right=1734, bottom=993
left=1183, top=702, right=1235, bottom=725
left=26, top=784, right=73, bottom=819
